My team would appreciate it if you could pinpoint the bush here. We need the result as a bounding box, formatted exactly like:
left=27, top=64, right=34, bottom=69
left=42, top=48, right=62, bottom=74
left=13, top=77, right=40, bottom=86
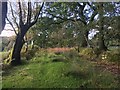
left=63, top=50, right=80, bottom=60
left=79, top=48, right=97, bottom=60
left=21, top=45, right=40, bottom=60
left=93, top=47, right=102, bottom=56
left=0, top=52, right=9, bottom=61
left=99, top=49, right=120, bottom=63
left=3, top=48, right=14, bottom=65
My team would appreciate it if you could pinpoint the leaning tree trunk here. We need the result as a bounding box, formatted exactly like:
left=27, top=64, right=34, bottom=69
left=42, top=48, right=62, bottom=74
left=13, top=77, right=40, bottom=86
left=11, top=28, right=27, bottom=65
left=11, top=34, right=24, bottom=65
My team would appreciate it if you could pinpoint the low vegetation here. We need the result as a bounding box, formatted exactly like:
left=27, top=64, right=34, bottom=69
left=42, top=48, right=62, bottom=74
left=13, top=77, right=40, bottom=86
left=1, top=1, right=120, bottom=89
left=2, top=48, right=119, bottom=88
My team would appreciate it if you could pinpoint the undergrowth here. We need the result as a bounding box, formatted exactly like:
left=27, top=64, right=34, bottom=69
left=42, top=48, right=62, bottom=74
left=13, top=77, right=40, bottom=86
left=2, top=49, right=119, bottom=88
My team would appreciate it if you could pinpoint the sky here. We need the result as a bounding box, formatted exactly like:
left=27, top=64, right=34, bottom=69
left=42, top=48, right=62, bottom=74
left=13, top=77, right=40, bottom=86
left=0, top=23, right=15, bottom=37
left=0, top=30, right=15, bottom=37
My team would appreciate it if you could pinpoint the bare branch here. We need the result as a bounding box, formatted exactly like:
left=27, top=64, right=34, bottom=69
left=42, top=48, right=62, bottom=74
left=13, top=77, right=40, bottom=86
left=18, top=1, right=24, bottom=26
left=30, top=2, right=44, bottom=27
left=27, top=1, right=32, bottom=25
left=77, top=2, right=86, bottom=11
left=9, top=2, right=19, bottom=29
left=6, top=17, right=18, bottom=35
left=90, top=11, right=98, bottom=22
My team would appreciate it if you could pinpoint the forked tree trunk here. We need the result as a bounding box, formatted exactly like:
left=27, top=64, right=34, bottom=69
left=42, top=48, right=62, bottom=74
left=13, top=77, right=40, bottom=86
left=10, top=2, right=44, bottom=66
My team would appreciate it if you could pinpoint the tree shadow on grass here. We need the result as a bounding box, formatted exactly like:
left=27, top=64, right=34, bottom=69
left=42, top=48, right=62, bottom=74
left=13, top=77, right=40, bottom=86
left=65, top=70, right=87, bottom=79
left=51, top=57, right=67, bottom=63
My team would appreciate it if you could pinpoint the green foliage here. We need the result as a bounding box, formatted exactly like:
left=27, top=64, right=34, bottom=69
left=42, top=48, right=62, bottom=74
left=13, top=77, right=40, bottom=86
left=79, top=48, right=97, bottom=60
left=0, top=52, right=9, bottom=61
left=93, top=47, right=104, bottom=57
left=3, top=48, right=14, bottom=65
left=2, top=2, right=120, bottom=88
left=63, top=50, right=80, bottom=60
left=99, top=49, right=120, bottom=63
left=0, top=37, right=10, bottom=51
left=21, top=45, right=40, bottom=60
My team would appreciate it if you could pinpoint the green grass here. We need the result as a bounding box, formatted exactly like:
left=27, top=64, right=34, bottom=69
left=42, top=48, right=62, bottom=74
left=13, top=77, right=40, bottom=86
left=2, top=51, right=119, bottom=88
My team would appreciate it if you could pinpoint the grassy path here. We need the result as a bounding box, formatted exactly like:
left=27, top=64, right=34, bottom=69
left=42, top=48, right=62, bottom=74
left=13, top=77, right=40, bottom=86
left=2, top=50, right=119, bottom=88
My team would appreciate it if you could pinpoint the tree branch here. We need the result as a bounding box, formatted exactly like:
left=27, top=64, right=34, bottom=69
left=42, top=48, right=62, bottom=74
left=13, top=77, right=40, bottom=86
left=18, top=1, right=24, bottom=26
left=30, top=2, right=44, bottom=27
left=6, top=17, right=18, bottom=35
left=27, top=1, right=32, bottom=25
left=87, top=2, right=98, bottom=22
left=90, top=10, right=98, bottom=22
left=9, top=2, right=19, bottom=29
left=47, top=12, right=87, bottom=25
left=77, top=2, right=86, bottom=11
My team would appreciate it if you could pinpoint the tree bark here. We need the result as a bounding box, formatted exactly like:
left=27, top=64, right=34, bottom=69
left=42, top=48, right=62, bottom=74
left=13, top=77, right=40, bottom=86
left=11, top=33, right=24, bottom=65
left=81, top=30, right=89, bottom=47
left=9, top=2, right=44, bottom=66
left=11, top=27, right=27, bottom=65
left=98, top=34, right=107, bottom=51
left=98, top=3, right=107, bottom=51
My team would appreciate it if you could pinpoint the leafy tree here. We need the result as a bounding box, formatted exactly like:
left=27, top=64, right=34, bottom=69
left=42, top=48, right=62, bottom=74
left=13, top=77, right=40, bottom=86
left=45, top=2, right=98, bottom=47
left=92, top=2, right=120, bottom=50
left=105, top=2, right=120, bottom=46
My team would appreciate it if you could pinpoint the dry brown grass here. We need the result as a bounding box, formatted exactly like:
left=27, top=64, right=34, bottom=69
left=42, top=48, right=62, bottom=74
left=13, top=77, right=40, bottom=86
left=47, top=47, right=72, bottom=53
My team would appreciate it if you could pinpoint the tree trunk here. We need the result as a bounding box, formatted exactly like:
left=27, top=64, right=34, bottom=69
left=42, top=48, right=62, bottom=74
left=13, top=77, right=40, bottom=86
left=98, top=3, right=107, bottom=51
left=81, top=31, right=89, bottom=47
left=11, top=26, right=28, bottom=65
left=9, top=2, right=44, bottom=66
left=11, top=33, right=24, bottom=65
left=98, top=34, right=107, bottom=51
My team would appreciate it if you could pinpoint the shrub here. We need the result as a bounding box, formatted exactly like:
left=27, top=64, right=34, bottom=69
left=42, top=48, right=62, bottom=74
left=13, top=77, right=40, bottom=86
left=3, top=48, right=13, bottom=65
left=54, top=51, right=63, bottom=55
left=1, top=52, right=9, bottom=61
left=79, top=48, right=97, bottom=60
left=33, top=45, right=40, bottom=50
left=93, top=47, right=102, bottom=56
left=21, top=45, right=40, bottom=60
left=63, top=50, right=80, bottom=60
left=99, top=49, right=120, bottom=63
